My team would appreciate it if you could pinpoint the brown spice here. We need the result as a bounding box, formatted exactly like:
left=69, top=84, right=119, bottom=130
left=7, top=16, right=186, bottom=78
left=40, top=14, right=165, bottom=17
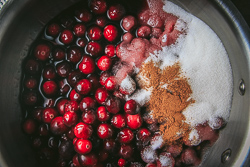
left=137, top=60, right=194, bottom=144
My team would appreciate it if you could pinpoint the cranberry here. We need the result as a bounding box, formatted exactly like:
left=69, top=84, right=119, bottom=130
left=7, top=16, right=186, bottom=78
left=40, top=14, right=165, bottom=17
left=64, top=100, right=79, bottom=113
left=145, top=163, right=157, bottom=167
left=60, top=29, right=74, bottom=45
left=143, top=113, right=157, bottom=125
left=75, top=79, right=92, bottom=95
left=22, top=119, right=37, bottom=134
left=79, top=97, right=96, bottom=111
left=63, top=111, right=78, bottom=127
left=119, top=75, right=136, bottom=95
left=78, top=153, right=98, bottom=166
left=22, top=90, right=40, bottom=106
left=87, top=74, right=100, bottom=92
left=147, top=123, right=159, bottom=133
left=75, top=8, right=92, bottom=22
left=46, top=23, right=61, bottom=37
left=42, top=80, right=58, bottom=97
left=150, top=133, right=163, bottom=150
left=74, top=139, right=92, bottom=154
left=99, top=71, right=111, bottom=85
left=118, top=158, right=126, bottom=167
left=25, top=59, right=41, bottom=75
left=67, top=70, right=85, bottom=87
left=86, top=41, right=102, bottom=56
left=74, top=23, right=86, bottom=37
left=95, top=87, right=109, bottom=104
left=124, top=99, right=140, bottom=115
left=122, top=32, right=134, bottom=42
left=24, top=77, right=38, bottom=89
left=113, top=90, right=125, bottom=99
left=43, top=65, right=56, bottom=80
left=126, top=114, right=143, bottom=130
left=105, top=76, right=117, bottom=91
left=50, top=116, right=69, bottom=135
left=67, top=127, right=76, bottom=139
left=96, top=16, right=107, bottom=27
left=79, top=55, right=95, bottom=74
left=105, top=44, right=115, bottom=57
left=136, top=128, right=151, bottom=143
left=122, top=15, right=137, bottom=31
left=58, top=79, right=70, bottom=95
left=107, top=4, right=125, bottom=21
left=105, top=96, right=121, bottom=114
left=137, top=26, right=151, bottom=38
left=157, top=152, right=175, bottom=167
left=151, top=28, right=163, bottom=38
left=56, top=61, right=72, bottom=77
left=88, top=26, right=102, bottom=41
left=52, top=47, right=65, bottom=61
left=97, top=123, right=113, bottom=139
left=32, top=137, right=43, bottom=149
left=34, top=44, right=51, bottom=61
left=42, top=107, right=58, bottom=124
left=140, top=146, right=157, bottom=163
left=76, top=38, right=87, bottom=48
left=89, top=0, right=107, bottom=14
left=118, top=128, right=134, bottom=143
left=103, top=139, right=117, bottom=152
left=97, top=56, right=112, bottom=71
left=147, top=15, right=163, bottom=28
left=111, top=114, right=126, bottom=129
left=38, top=124, right=49, bottom=136
left=56, top=98, right=68, bottom=115
left=98, top=149, right=109, bottom=162
left=59, top=140, right=75, bottom=160
left=97, top=106, right=110, bottom=122
left=82, top=109, right=96, bottom=124
left=119, top=144, right=134, bottom=159
left=74, top=122, right=93, bottom=139
left=33, top=107, right=43, bottom=122
left=66, top=46, right=83, bottom=64
left=69, top=89, right=82, bottom=102
left=38, top=147, right=55, bottom=162
left=60, top=15, right=75, bottom=28
left=103, top=25, right=118, bottom=42
left=72, top=154, right=82, bottom=167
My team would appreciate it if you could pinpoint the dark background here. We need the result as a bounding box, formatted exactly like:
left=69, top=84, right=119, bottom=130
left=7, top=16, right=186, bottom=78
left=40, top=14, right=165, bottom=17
left=231, top=0, right=250, bottom=27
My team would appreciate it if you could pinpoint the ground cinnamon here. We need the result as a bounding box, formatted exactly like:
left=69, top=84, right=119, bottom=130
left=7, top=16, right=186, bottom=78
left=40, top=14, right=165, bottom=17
left=137, top=60, right=194, bottom=144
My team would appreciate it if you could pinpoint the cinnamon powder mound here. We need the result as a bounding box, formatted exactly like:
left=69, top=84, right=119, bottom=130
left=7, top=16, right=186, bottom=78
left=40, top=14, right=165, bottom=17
left=137, top=60, right=194, bottom=144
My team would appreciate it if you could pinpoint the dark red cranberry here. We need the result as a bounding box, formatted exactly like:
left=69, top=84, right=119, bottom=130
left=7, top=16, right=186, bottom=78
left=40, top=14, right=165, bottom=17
left=119, top=144, right=134, bottom=159
left=122, top=32, right=134, bottom=42
left=76, top=38, right=87, bottom=48
left=56, top=61, right=72, bottom=77
left=58, top=79, right=70, bottom=95
left=99, top=71, right=111, bottom=86
left=113, top=90, right=125, bottom=99
left=82, top=109, right=96, bottom=124
left=88, top=26, right=102, bottom=41
left=69, top=89, right=82, bottom=102
left=22, top=119, right=37, bottom=134
left=50, top=116, right=69, bottom=135
left=25, top=59, right=41, bottom=75
left=103, top=139, right=117, bottom=153
left=67, top=127, right=76, bottom=139
left=46, top=23, right=61, bottom=37
left=38, top=123, right=50, bottom=136
left=87, top=74, right=100, bottom=92
left=103, top=25, right=118, bottom=42
left=137, top=26, right=151, bottom=38
left=33, top=107, right=43, bottom=122
left=97, top=106, right=110, bottom=122
left=122, top=15, right=137, bottom=31
left=111, top=114, right=126, bottom=129
left=86, top=41, right=102, bottom=56
left=89, top=0, right=107, bottom=14
left=64, top=100, right=79, bottom=112
left=60, top=15, right=75, bottom=28
left=66, top=46, right=83, bottom=64
left=34, top=44, right=51, bottom=61
left=105, top=44, right=115, bottom=57
left=38, top=147, right=55, bottom=162
left=63, top=111, right=78, bottom=127
left=145, top=163, right=157, bottom=167
left=32, top=137, right=43, bottom=149
left=124, top=99, right=140, bottom=115
left=74, top=138, right=92, bottom=154
left=22, top=90, right=40, bottom=106
left=60, top=29, right=74, bottom=45
left=75, top=8, right=92, bottom=22
left=107, top=4, right=125, bottom=21
left=140, top=146, right=157, bottom=163
left=79, top=97, right=96, bottom=111
left=24, top=77, right=38, bottom=89
left=97, top=55, right=112, bottom=71
left=157, top=152, right=175, bottom=167
left=136, top=128, right=151, bottom=142
left=74, top=122, right=93, bottom=139
left=95, top=87, right=109, bottom=104
left=52, top=47, right=65, bottom=61
left=43, top=65, right=56, bottom=80
left=105, top=96, right=121, bottom=114
left=43, top=98, right=56, bottom=107
left=126, top=114, right=143, bottom=130
left=74, top=23, right=86, bottom=37
left=42, top=107, right=58, bottom=124
left=75, top=79, right=92, bottom=95
left=42, top=80, right=58, bottom=97
left=59, top=140, right=75, bottom=160
left=67, top=70, right=85, bottom=87
left=105, top=76, right=117, bottom=91
left=118, top=128, right=134, bottom=144
left=56, top=98, right=68, bottom=115
left=97, top=123, right=113, bottom=139
left=79, top=55, right=95, bottom=74
left=143, top=113, right=157, bottom=125
left=118, top=158, right=126, bottom=167
left=147, top=123, right=159, bottom=133
left=98, top=149, right=109, bottom=162
left=96, top=16, right=107, bottom=27
left=72, top=154, right=82, bottom=167
left=78, top=153, right=98, bottom=166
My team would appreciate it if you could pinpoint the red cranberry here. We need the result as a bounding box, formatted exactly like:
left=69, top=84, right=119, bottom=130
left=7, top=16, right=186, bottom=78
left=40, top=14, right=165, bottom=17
left=136, top=128, right=151, bottom=142
left=25, top=59, right=41, bottom=75
left=78, top=153, right=98, bottom=166
left=103, top=139, right=117, bottom=153
left=122, top=32, right=134, bottom=42
left=42, top=107, right=58, bottom=124
left=79, top=97, right=96, bottom=111
left=105, top=76, right=117, bottom=91
left=88, top=26, right=102, bottom=41
left=82, top=109, right=96, bottom=124
left=140, top=146, right=157, bottom=163
left=97, top=55, right=112, bottom=71
left=69, top=89, right=82, bottom=102
left=52, top=47, right=65, bottom=61
left=24, top=77, right=38, bottom=89
left=150, top=133, right=163, bottom=150
left=64, top=100, right=79, bottom=113
left=96, top=16, right=107, bottom=27
left=74, top=23, right=86, bottom=37
left=67, top=127, right=76, bottom=139
left=137, top=26, right=151, bottom=38
left=118, top=128, right=134, bottom=143
left=67, top=70, right=85, bottom=87
left=107, top=4, right=125, bottom=21
left=42, top=80, right=58, bottom=97
left=99, top=71, right=111, bottom=85
left=22, top=119, right=36, bottom=134
left=33, top=107, right=43, bottom=122
left=58, top=79, right=70, bottom=95
left=75, top=79, right=92, bottom=95
left=118, top=158, right=126, bottom=167
left=145, top=163, right=157, bottom=167
left=126, top=114, right=143, bottom=130
left=63, top=111, right=78, bottom=127
left=46, top=23, right=61, bottom=37
left=38, top=123, right=49, bottom=136
left=66, top=46, right=83, bottom=64
left=58, top=140, right=75, bottom=160
left=56, top=98, right=68, bottom=115
left=86, top=41, right=102, bottom=56
left=97, top=123, right=113, bottom=139
left=43, top=65, right=56, bottom=80
left=119, top=144, right=134, bottom=159
left=147, top=15, right=163, bottom=28
left=74, top=139, right=92, bottom=154
left=34, top=44, right=51, bottom=61
left=79, top=55, right=95, bottom=74
left=50, top=116, right=69, bottom=135
left=87, top=74, right=100, bottom=92
left=98, top=149, right=109, bottom=162
left=105, top=44, right=115, bottom=57
left=60, top=29, right=74, bottom=45
left=74, top=122, right=93, bottom=139
left=89, top=0, right=107, bottom=14
left=56, top=61, right=72, bottom=77
left=72, top=154, right=82, bottom=167
left=103, top=25, right=118, bottom=42
left=122, top=15, right=137, bottom=31
left=119, top=75, right=136, bottom=95
left=95, top=87, right=109, bottom=104
left=105, top=96, right=121, bottom=114
left=111, top=114, right=126, bottom=129
left=76, top=38, right=87, bottom=48
left=113, top=90, right=125, bottom=99
left=97, top=106, right=110, bottom=122
left=75, top=8, right=92, bottom=22
left=124, top=99, right=140, bottom=115
left=157, top=152, right=175, bottom=167
left=22, top=90, right=40, bottom=106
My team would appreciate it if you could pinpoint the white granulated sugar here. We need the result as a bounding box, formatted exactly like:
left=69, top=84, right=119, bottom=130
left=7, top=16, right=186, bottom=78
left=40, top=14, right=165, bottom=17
left=158, top=153, right=173, bottom=166
left=162, top=34, right=167, bottom=42
left=141, top=146, right=157, bottom=163
left=151, top=135, right=164, bottom=150
left=120, top=75, right=136, bottom=94
left=127, top=89, right=151, bottom=107
left=188, top=129, right=201, bottom=146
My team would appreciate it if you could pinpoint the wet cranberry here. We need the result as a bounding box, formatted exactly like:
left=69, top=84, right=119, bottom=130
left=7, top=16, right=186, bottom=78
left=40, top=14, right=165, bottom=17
left=25, top=59, right=41, bottom=75
left=34, top=44, right=51, bottom=61
left=64, top=100, right=79, bottom=112
left=75, top=79, right=92, bottom=95
left=60, top=15, right=75, bottom=28
left=89, top=0, right=107, bottom=14
left=96, top=16, right=107, bottom=27
left=87, top=74, right=100, bottom=92
left=97, top=56, right=112, bottom=71
left=103, top=139, right=117, bottom=152
left=76, top=38, right=87, bottom=48
left=119, top=144, right=134, bottom=159
left=143, top=113, right=157, bottom=125
left=22, top=90, right=40, bottom=106
left=72, top=154, right=82, bottom=167
left=60, top=29, right=74, bottom=45
left=82, top=109, right=96, bottom=124
left=22, top=119, right=36, bottom=134
left=147, top=123, right=159, bottom=133
left=137, top=26, right=151, bottom=38
left=74, top=122, right=93, bottom=139
left=95, top=87, right=109, bottom=104
left=69, top=89, right=82, bottom=102
left=43, top=65, right=56, bottom=80
left=118, top=128, right=134, bottom=143
left=38, top=123, right=50, bottom=136
left=122, top=15, right=137, bottom=31
left=48, top=137, right=59, bottom=149
left=145, top=163, right=157, bottom=167
left=88, top=26, right=102, bottom=41
left=105, top=76, right=117, bottom=91
left=56, top=61, right=72, bottom=77
left=99, top=71, right=111, bottom=85
left=67, top=127, right=76, bottom=139
left=107, top=4, right=125, bottom=21
left=79, top=55, right=95, bottom=74
left=105, top=96, right=121, bottom=114
left=42, top=80, right=58, bottom=97
left=46, top=23, right=61, bottom=37
left=97, top=106, right=110, bottom=122
left=105, top=44, right=115, bottom=57
left=126, top=114, right=143, bottom=130
left=104, top=25, right=118, bottom=42
left=86, top=41, right=102, bottom=56
left=42, top=107, right=58, bottom=124
left=118, top=158, right=126, bottom=167
left=66, top=46, right=83, bottom=64
left=79, top=97, right=96, bottom=111
left=147, top=15, right=163, bottom=28
left=32, top=137, right=43, bottom=149
left=24, top=77, right=38, bottom=89
left=58, top=79, right=70, bottom=95
left=124, top=99, right=140, bottom=115
left=67, top=70, right=85, bottom=87
left=78, top=153, right=98, bottom=166
left=33, top=107, right=43, bottom=122
left=111, top=114, right=126, bottom=129
left=74, top=139, right=92, bottom=154
left=136, top=128, right=151, bottom=142
left=63, top=111, right=78, bottom=127
left=98, top=149, right=109, bottom=162
left=59, top=140, right=75, bottom=160
left=74, top=23, right=86, bottom=37
left=75, top=8, right=92, bottom=22
left=50, top=116, right=69, bottom=135
left=52, top=47, right=65, bottom=61
left=97, top=123, right=113, bottom=139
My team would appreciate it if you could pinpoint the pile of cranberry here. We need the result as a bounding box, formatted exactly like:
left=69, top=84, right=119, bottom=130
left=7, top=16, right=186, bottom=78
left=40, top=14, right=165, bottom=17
left=21, top=0, right=206, bottom=166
